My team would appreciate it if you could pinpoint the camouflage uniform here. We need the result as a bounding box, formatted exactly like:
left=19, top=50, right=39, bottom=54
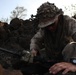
left=30, top=2, right=76, bottom=75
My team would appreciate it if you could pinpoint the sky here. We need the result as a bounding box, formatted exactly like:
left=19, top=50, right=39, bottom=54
left=0, top=0, right=76, bottom=21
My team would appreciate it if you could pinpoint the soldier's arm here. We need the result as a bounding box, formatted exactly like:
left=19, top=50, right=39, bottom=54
left=30, top=29, right=44, bottom=56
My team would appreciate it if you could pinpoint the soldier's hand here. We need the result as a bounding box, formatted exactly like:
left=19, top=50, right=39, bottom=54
left=30, top=49, right=37, bottom=56
left=49, top=62, right=76, bottom=75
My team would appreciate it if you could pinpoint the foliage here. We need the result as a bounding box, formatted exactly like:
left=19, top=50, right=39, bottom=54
left=64, top=4, right=76, bottom=16
left=10, top=6, right=27, bottom=20
left=0, top=18, right=9, bottom=23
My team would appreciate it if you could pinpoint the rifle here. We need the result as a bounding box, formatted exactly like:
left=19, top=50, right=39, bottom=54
left=0, top=47, right=59, bottom=64
left=0, top=47, right=33, bottom=63
left=0, top=47, right=23, bottom=57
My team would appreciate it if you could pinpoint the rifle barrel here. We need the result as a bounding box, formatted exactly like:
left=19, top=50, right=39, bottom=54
left=0, top=47, right=21, bottom=56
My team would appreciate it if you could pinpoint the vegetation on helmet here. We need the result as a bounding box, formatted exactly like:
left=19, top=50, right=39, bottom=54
left=36, top=2, right=63, bottom=19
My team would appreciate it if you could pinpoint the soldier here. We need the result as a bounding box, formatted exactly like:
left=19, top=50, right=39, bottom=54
left=30, top=2, right=76, bottom=75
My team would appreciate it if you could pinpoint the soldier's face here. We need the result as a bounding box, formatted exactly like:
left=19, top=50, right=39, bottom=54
left=46, top=18, right=58, bottom=32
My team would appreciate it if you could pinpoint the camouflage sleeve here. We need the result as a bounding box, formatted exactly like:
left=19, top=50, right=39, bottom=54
left=72, top=33, right=76, bottom=42
left=30, top=29, right=44, bottom=51
left=70, top=18, right=76, bottom=42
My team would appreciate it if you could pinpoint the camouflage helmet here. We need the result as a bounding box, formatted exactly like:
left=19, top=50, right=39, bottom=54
left=36, top=2, right=63, bottom=28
